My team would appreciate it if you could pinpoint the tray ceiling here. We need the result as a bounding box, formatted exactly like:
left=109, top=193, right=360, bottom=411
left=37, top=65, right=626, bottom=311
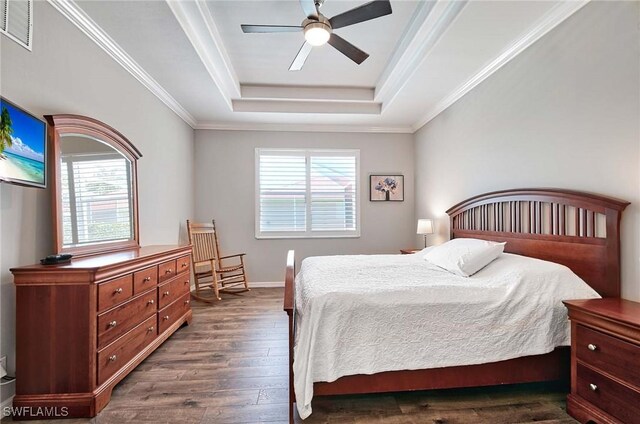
left=70, top=0, right=588, bottom=132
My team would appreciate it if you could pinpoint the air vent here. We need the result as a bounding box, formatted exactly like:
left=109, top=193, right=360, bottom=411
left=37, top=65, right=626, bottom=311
left=1, top=0, right=32, bottom=50
left=0, top=0, right=7, bottom=31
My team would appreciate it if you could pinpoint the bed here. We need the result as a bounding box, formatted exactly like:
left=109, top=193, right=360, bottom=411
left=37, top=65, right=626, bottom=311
left=283, top=188, right=629, bottom=422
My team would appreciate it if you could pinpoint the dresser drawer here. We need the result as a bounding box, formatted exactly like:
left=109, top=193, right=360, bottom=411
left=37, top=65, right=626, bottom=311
left=97, top=290, right=157, bottom=350
left=576, top=363, right=640, bottom=424
left=98, top=274, right=133, bottom=312
left=158, top=293, right=191, bottom=334
left=158, top=259, right=177, bottom=283
left=158, top=275, right=191, bottom=309
left=133, top=266, right=158, bottom=295
left=97, top=315, right=157, bottom=386
left=576, top=324, right=640, bottom=388
left=176, top=255, right=190, bottom=275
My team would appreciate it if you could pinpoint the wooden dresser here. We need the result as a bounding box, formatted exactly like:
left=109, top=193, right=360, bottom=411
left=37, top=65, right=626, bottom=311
left=564, top=299, right=640, bottom=424
left=10, top=245, right=192, bottom=419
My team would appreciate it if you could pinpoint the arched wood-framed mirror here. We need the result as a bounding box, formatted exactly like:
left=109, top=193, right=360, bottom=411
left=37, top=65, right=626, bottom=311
left=46, top=115, right=142, bottom=257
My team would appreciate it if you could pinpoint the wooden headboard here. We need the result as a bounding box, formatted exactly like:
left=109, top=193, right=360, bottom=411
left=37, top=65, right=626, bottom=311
left=446, top=189, right=629, bottom=298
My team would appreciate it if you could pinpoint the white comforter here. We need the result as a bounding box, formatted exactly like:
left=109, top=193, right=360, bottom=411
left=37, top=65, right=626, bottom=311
left=293, top=251, right=600, bottom=419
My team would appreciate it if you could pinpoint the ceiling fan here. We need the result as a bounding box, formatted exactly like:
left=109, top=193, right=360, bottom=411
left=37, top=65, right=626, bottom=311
left=241, top=0, right=392, bottom=71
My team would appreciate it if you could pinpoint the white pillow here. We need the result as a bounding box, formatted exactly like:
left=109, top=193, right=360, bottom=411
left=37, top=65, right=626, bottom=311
left=424, top=238, right=506, bottom=277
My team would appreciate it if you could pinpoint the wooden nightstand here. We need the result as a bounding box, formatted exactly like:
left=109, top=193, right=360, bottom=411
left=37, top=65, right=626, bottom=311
left=563, top=299, right=640, bottom=424
left=400, top=249, right=421, bottom=254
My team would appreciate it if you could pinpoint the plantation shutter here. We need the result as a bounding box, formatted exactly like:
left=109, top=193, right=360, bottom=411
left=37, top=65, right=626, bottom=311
left=61, top=154, right=133, bottom=247
left=310, top=154, right=357, bottom=232
left=256, top=149, right=359, bottom=238
left=258, top=152, right=307, bottom=233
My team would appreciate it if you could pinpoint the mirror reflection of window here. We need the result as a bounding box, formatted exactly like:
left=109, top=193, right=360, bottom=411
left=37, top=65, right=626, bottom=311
left=60, top=136, right=133, bottom=248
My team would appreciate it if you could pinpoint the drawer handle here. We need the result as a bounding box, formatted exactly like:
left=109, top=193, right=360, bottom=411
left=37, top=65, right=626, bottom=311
left=163, top=315, right=170, bottom=321
left=184, top=300, right=190, bottom=305
left=184, top=280, right=190, bottom=285
left=147, top=299, right=155, bottom=305
left=181, top=263, right=188, bottom=268
left=163, top=291, right=170, bottom=296
left=114, top=288, right=123, bottom=294
left=589, top=383, right=598, bottom=392
left=148, top=326, right=154, bottom=332
left=587, top=343, right=597, bottom=351
left=109, top=355, right=117, bottom=362
left=108, top=320, right=117, bottom=328
left=165, top=269, right=173, bottom=274
left=143, top=277, right=151, bottom=282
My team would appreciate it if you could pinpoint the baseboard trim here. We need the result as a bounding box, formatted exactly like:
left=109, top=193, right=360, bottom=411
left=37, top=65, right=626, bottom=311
left=251, top=281, right=285, bottom=288
left=1, top=395, right=15, bottom=420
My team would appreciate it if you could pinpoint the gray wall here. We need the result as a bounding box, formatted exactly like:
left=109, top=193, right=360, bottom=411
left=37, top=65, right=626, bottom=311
left=414, top=1, right=640, bottom=300
left=0, top=2, right=194, bottom=403
left=194, top=130, right=415, bottom=282
left=1, top=0, right=638, bottom=408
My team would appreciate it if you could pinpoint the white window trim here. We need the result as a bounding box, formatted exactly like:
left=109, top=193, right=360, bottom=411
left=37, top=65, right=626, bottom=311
left=255, top=148, right=361, bottom=239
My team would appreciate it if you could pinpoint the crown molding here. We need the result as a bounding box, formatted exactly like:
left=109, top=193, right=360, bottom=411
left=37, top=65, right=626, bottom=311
left=195, top=122, right=413, bottom=134
left=166, top=0, right=239, bottom=110
left=232, top=99, right=381, bottom=114
left=241, top=84, right=374, bottom=102
left=411, top=0, right=590, bottom=132
left=46, top=0, right=197, bottom=128
left=375, top=0, right=468, bottom=110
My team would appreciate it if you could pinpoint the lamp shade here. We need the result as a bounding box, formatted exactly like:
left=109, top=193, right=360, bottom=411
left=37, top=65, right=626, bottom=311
left=417, top=219, right=434, bottom=235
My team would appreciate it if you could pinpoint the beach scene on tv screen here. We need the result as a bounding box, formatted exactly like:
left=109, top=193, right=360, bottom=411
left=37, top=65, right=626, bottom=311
left=0, top=100, right=45, bottom=186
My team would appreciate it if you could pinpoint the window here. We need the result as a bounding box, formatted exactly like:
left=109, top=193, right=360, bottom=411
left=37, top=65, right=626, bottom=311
left=61, top=153, right=133, bottom=247
left=255, top=148, right=360, bottom=238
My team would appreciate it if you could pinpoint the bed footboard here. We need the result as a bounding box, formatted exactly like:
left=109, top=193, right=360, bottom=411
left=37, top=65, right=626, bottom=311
left=283, top=250, right=296, bottom=424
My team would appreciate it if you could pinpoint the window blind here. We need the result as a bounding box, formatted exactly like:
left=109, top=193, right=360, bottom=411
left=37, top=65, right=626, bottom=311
left=61, top=154, right=133, bottom=247
left=256, top=149, right=359, bottom=238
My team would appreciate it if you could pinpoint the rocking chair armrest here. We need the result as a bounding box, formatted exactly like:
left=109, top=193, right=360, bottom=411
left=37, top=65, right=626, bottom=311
left=219, top=253, right=246, bottom=260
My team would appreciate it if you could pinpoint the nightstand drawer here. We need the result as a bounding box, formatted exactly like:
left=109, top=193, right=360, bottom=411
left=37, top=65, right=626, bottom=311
left=576, top=324, right=640, bottom=388
left=576, top=363, right=640, bottom=424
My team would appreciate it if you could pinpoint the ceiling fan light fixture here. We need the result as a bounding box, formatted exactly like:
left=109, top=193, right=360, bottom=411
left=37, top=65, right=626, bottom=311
left=304, top=22, right=331, bottom=46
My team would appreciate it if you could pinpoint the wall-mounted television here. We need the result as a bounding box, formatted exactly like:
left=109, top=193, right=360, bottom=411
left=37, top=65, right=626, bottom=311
left=0, top=97, right=47, bottom=188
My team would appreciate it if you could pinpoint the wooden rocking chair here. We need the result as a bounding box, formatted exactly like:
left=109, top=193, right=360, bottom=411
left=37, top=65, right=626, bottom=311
left=186, top=220, right=250, bottom=302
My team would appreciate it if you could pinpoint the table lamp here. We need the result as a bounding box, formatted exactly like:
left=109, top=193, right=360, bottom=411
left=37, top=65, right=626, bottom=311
left=417, top=219, right=434, bottom=248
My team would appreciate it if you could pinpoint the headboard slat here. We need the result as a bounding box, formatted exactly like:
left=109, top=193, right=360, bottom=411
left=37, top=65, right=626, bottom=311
left=447, top=188, right=629, bottom=298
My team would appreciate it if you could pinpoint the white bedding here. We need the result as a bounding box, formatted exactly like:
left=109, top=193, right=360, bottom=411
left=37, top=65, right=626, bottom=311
left=293, top=251, right=600, bottom=419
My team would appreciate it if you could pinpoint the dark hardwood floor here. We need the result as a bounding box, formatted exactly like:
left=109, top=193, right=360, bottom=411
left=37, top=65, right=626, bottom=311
left=10, top=288, right=577, bottom=423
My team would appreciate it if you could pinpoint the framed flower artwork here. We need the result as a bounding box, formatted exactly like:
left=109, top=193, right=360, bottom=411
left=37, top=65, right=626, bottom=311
left=370, top=175, right=404, bottom=201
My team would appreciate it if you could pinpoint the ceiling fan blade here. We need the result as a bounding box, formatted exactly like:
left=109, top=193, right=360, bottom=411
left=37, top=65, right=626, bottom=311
left=289, top=42, right=313, bottom=71
left=299, top=0, right=318, bottom=19
left=328, top=34, right=369, bottom=64
left=329, top=0, right=392, bottom=29
left=241, top=24, right=303, bottom=33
